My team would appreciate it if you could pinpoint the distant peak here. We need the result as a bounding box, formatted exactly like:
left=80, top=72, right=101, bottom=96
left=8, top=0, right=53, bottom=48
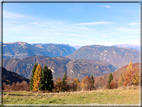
left=5, top=41, right=27, bottom=45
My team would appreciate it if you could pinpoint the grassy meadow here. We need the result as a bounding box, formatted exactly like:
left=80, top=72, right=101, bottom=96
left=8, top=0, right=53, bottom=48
left=2, top=86, right=140, bottom=105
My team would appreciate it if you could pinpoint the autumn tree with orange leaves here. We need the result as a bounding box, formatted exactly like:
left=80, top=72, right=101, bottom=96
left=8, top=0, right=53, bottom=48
left=118, top=61, right=139, bottom=87
left=81, top=75, right=93, bottom=91
left=32, top=64, right=42, bottom=92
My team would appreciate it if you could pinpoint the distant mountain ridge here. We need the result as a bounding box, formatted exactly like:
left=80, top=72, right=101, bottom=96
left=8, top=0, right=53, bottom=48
left=3, top=56, right=116, bottom=80
left=66, top=45, right=139, bottom=69
left=113, top=44, right=140, bottom=51
left=3, top=41, right=76, bottom=59
left=2, top=42, right=140, bottom=81
left=71, top=45, right=82, bottom=50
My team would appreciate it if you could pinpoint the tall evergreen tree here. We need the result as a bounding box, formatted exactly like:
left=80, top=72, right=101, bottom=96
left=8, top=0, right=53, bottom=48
left=108, top=73, right=113, bottom=84
left=39, top=65, right=53, bottom=91
left=91, top=75, right=94, bottom=84
left=62, top=72, right=67, bottom=84
left=30, top=63, right=38, bottom=91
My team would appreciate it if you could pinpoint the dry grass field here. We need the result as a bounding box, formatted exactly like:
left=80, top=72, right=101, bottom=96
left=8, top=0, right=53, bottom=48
left=2, top=86, right=140, bottom=105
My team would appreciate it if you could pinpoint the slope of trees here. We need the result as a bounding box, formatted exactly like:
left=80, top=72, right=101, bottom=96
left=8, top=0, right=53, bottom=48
left=3, top=61, right=140, bottom=93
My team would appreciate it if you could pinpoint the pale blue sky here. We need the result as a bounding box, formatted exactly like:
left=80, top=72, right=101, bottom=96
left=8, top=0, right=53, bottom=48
left=3, top=3, right=140, bottom=46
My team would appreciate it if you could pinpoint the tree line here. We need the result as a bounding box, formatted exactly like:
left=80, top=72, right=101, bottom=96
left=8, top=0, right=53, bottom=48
left=3, top=61, right=140, bottom=92
left=30, top=63, right=95, bottom=92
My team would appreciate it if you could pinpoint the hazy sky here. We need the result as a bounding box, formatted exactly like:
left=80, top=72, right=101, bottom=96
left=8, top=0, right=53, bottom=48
left=3, top=3, right=140, bottom=46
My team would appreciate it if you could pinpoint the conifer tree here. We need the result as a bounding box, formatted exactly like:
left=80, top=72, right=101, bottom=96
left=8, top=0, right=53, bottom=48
left=39, top=65, right=53, bottom=91
left=62, top=72, right=67, bottom=84
left=108, top=73, right=113, bottom=84
left=30, top=63, right=38, bottom=91
left=91, top=75, right=94, bottom=89
left=91, top=75, right=94, bottom=84
left=32, top=64, right=42, bottom=92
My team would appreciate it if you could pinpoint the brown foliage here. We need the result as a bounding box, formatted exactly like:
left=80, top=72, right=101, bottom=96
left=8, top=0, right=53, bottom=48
left=132, top=70, right=139, bottom=86
left=123, top=68, right=139, bottom=86
left=118, top=62, right=139, bottom=87
left=3, top=80, right=30, bottom=91
left=81, top=75, right=93, bottom=91
left=52, top=77, right=80, bottom=92
left=106, top=80, right=118, bottom=89
left=71, top=78, right=80, bottom=91
left=52, top=77, right=67, bottom=92
left=10, top=82, right=16, bottom=91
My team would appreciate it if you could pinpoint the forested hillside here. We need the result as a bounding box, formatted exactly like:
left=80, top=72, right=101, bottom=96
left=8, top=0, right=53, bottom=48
left=3, top=56, right=116, bottom=80
left=67, top=45, right=139, bottom=69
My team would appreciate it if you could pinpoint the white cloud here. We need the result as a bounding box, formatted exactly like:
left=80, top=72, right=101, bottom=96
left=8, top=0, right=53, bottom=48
left=99, top=5, right=112, bottom=8
left=128, top=22, right=139, bottom=26
left=105, top=6, right=111, bottom=8
left=24, top=36, right=48, bottom=39
left=3, top=10, right=139, bottom=46
left=74, top=21, right=114, bottom=25
left=68, top=34, right=87, bottom=37
left=3, top=10, right=33, bottom=19
left=117, top=27, right=139, bottom=33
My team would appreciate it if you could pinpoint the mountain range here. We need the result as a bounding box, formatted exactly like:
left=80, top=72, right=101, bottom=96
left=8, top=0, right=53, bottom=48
left=66, top=45, right=139, bottom=69
left=3, top=56, right=116, bottom=80
left=113, top=44, right=140, bottom=51
left=3, top=41, right=76, bottom=59
left=2, top=41, right=140, bottom=81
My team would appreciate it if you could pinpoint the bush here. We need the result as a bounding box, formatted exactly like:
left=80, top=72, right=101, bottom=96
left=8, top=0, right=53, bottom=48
left=106, top=80, right=118, bottom=89
left=3, top=81, right=30, bottom=91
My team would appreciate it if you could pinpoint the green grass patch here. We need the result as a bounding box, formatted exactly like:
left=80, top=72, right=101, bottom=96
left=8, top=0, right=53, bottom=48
left=2, top=87, right=140, bottom=105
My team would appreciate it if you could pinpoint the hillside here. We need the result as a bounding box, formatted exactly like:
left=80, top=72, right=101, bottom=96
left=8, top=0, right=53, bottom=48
left=2, top=67, right=30, bottom=85
left=3, top=41, right=76, bottom=59
left=3, top=56, right=71, bottom=79
left=67, top=45, right=139, bottom=69
left=66, top=59, right=116, bottom=80
left=94, top=63, right=140, bottom=89
left=3, top=56, right=116, bottom=80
